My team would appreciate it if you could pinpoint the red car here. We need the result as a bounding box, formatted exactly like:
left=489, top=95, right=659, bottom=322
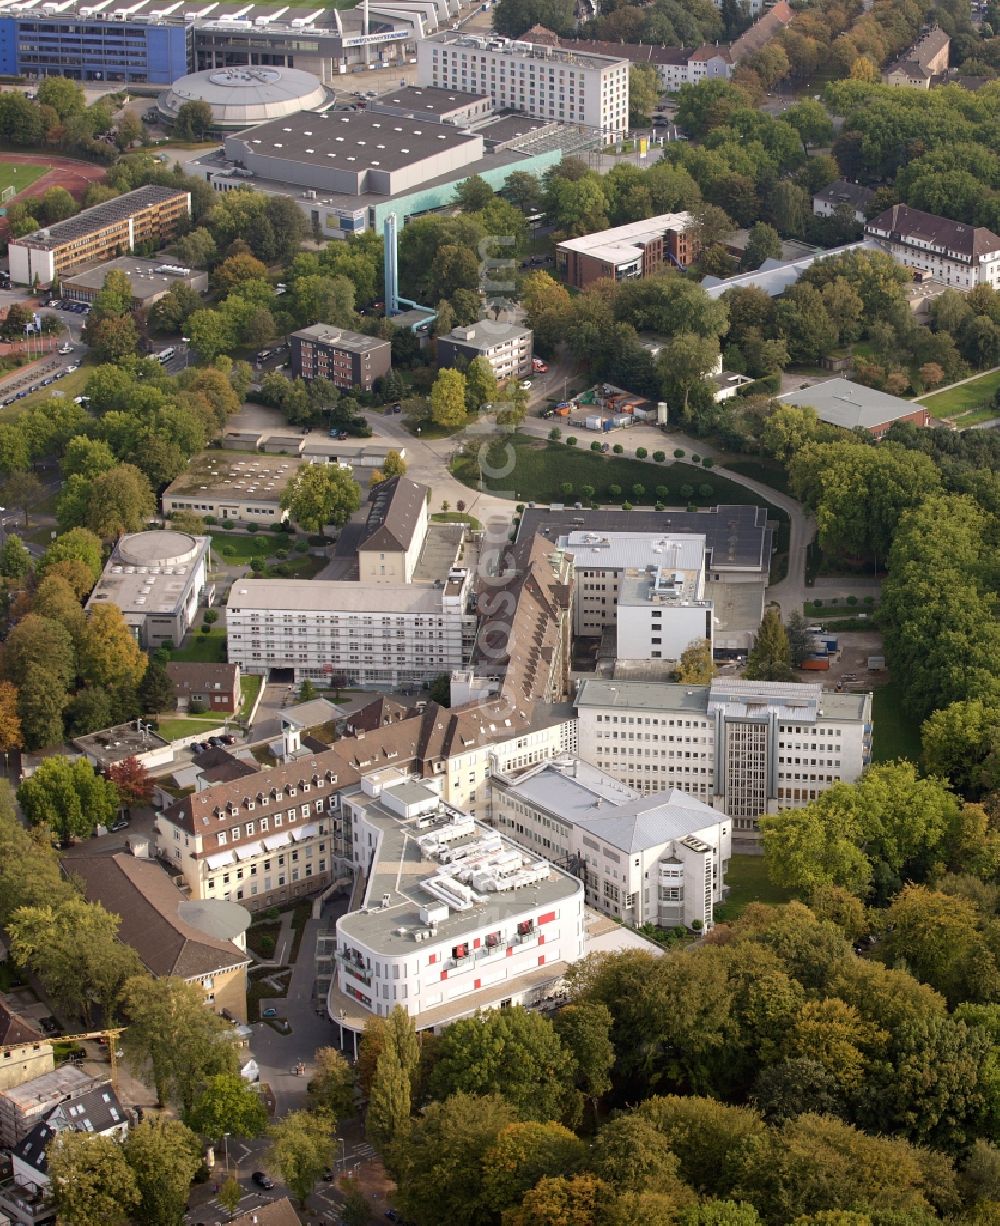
left=532, top=359, right=548, bottom=373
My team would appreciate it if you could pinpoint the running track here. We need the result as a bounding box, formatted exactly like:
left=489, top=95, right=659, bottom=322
left=0, top=153, right=107, bottom=240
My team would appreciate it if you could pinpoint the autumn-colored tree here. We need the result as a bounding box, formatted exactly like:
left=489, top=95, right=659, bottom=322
left=107, top=756, right=153, bottom=807
left=79, top=602, right=148, bottom=690
left=0, top=681, right=22, bottom=752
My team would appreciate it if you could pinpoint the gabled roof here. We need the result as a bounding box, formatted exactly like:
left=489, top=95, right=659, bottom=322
left=166, top=661, right=239, bottom=692
left=866, top=203, right=1000, bottom=262
left=0, top=1000, right=45, bottom=1047
left=360, top=476, right=427, bottom=553
left=230, top=1198, right=301, bottom=1226
left=65, top=853, right=249, bottom=980
left=554, top=36, right=691, bottom=67
left=689, top=43, right=733, bottom=64
left=731, top=0, right=794, bottom=63
left=14, top=1083, right=126, bottom=1176
left=814, top=179, right=875, bottom=210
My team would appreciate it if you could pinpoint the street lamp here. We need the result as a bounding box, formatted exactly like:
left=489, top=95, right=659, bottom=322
left=223, top=1132, right=230, bottom=1174
left=335, top=1137, right=346, bottom=1175
left=181, top=337, right=191, bottom=370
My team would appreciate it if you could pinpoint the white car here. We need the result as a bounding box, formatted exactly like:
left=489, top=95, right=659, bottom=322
left=520, top=380, right=532, bottom=390
left=65, top=365, right=78, bottom=373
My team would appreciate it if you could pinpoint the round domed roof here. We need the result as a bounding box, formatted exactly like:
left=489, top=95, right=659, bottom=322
left=158, top=66, right=328, bottom=130
left=117, top=530, right=200, bottom=569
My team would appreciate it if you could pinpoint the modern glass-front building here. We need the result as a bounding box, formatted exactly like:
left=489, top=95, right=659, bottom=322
left=0, top=16, right=190, bottom=85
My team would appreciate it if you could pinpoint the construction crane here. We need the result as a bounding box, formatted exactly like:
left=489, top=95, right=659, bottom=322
left=0, top=1027, right=126, bottom=1096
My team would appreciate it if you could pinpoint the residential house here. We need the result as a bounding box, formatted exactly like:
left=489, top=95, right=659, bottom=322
left=0, top=1006, right=52, bottom=1094
left=166, top=661, right=242, bottom=716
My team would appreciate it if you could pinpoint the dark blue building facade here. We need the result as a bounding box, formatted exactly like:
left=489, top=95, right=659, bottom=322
left=0, top=17, right=191, bottom=84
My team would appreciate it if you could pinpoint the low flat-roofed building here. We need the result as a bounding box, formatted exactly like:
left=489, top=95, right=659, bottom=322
left=67, top=853, right=252, bottom=1022
left=493, top=758, right=730, bottom=929
left=290, top=323, right=391, bottom=392
left=74, top=720, right=173, bottom=771
left=8, top=185, right=191, bottom=289
left=225, top=108, right=486, bottom=198
left=557, top=213, right=698, bottom=289
left=576, top=677, right=872, bottom=840
left=162, top=452, right=306, bottom=525
left=367, top=85, right=492, bottom=126
left=61, top=257, right=208, bottom=308
left=0, top=1005, right=52, bottom=1095
left=226, top=570, right=476, bottom=686
left=777, top=377, right=933, bottom=439
left=329, top=773, right=584, bottom=1035
left=87, top=530, right=212, bottom=649
left=436, top=321, right=533, bottom=381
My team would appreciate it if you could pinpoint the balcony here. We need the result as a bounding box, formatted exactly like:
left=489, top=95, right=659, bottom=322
left=0, top=1178, right=55, bottom=1225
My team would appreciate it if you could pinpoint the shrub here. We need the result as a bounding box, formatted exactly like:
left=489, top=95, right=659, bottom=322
left=566, top=436, right=578, bottom=447
left=680, top=484, right=694, bottom=498
left=250, top=558, right=265, bottom=573
left=653, top=451, right=665, bottom=463
left=656, top=485, right=669, bottom=500
left=847, top=595, right=858, bottom=606
left=674, top=449, right=685, bottom=459
left=294, top=539, right=309, bottom=553
left=221, top=521, right=234, bottom=531
left=591, top=441, right=602, bottom=452
left=456, top=500, right=466, bottom=512
left=698, top=483, right=713, bottom=497
left=259, top=934, right=276, bottom=956
left=275, top=548, right=289, bottom=560
left=692, top=453, right=701, bottom=463
left=655, top=502, right=665, bottom=511
left=636, top=446, right=647, bottom=459
left=608, top=483, right=622, bottom=499
left=612, top=443, right=624, bottom=454
left=204, top=515, right=217, bottom=525
left=199, top=625, right=211, bottom=635
left=622, top=501, right=633, bottom=511
left=548, top=427, right=562, bottom=441
left=702, top=456, right=714, bottom=468
left=516, top=504, right=525, bottom=514
left=202, top=609, right=218, bottom=625
left=864, top=596, right=874, bottom=605
left=246, top=523, right=259, bottom=533
left=189, top=700, right=206, bottom=714
left=270, top=523, right=285, bottom=534
left=813, top=599, right=822, bottom=607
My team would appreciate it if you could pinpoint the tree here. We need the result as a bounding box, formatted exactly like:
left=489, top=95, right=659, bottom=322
left=366, top=1047, right=410, bottom=1151
left=430, top=367, right=468, bottom=429
left=267, top=1109, right=334, bottom=1207
left=70, top=464, right=154, bottom=539
left=7, top=897, right=141, bottom=1024
left=86, top=313, right=140, bottom=364
left=15, top=660, right=70, bottom=750
left=0, top=534, right=30, bottom=579
left=390, top=1092, right=519, bottom=1226
left=678, top=639, right=715, bottom=684
left=280, top=464, right=361, bottom=532
left=746, top=608, right=794, bottom=682
left=784, top=99, right=833, bottom=152
left=455, top=174, right=494, bottom=212
left=786, top=610, right=812, bottom=668
left=339, top=1176, right=372, bottom=1226
left=426, top=1005, right=578, bottom=1124
left=37, top=75, right=85, bottom=119
left=0, top=681, right=21, bottom=753
left=123, top=1117, right=203, bottom=1226
left=213, top=251, right=268, bottom=295
left=464, top=355, right=499, bottom=413
left=0, top=781, right=73, bottom=925
left=503, top=1173, right=612, bottom=1226
left=48, top=1132, right=139, bottom=1226
left=3, top=469, right=42, bottom=527
left=189, top=1073, right=268, bottom=1139
left=481, top=1121, right=588, bottom=1215
left=218, top=1175, right=242, bottom=1219
left=138, top=655, right=175, bottom=716
left=122, top=976, right=238, bottom=1112
left=79, top=602, right=148, bottom=690
left=308, top=1047, right=356, bottom=1119
left=593, top=1113, right=693, bottom=1199
left=3, top=611, right=75, bottom=690
left=38, top=527, right=103, bottom=587
left=188, top=308, right=236, bottom=362
left=741, top=223, right=782, bottom=272
left=174, top=98, right=213, bottom=140
left=18, top=756, right=118, bottom=842
left=382, top=450, right=407, bottom=479
left=106, top=756, right=152, bottom=809
left=658, top=332, right=720, bottom=419
left=629, top=63, right=660, bottom=125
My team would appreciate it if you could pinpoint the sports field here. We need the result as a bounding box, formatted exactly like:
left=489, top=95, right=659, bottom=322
left=0, top=161, right=49, bottom=198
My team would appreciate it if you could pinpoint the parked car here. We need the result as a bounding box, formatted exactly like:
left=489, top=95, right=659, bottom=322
left=252, top=1172, right=275, bottom=1190
left=189, top=742, right=205, bottom=754
left=220, top=734, right=236, bottom=745
left=110, top=817, right=129, bottom=833
left=520, top=380, right=532, bottom=390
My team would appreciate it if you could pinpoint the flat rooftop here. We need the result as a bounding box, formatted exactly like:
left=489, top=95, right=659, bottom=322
left=63, top=256, right=201, bottom=301
left=0, top=1065, right=97, bottom=1112
left=337, top=785, right=581, bottom=956
left=164, top=452, right=303, bottom=501
left=576, top=677, right=870, bottom=721
left=618, top=567, right=708, bottom=609
left=14, top=185, right=187, bottom=252
left=444, top=321, right=531, bottom=348
left=293, top=324, right=390, bottom=355
left=74, top=721, right=171, bottom=766
left=88, top=531, right=210, bottom=622
left=558, top=212, right=695, bottom=261
left=229, top=109, right=483, bottom=175
left=371, top=85, right=489, bottom=115
left=227, top=578, right=449, bottom=614
left=558, top=530, right=706, bottom=573
left=428, top=30, right=628, bottom=72
left=515, top=505, right=773, bottom=576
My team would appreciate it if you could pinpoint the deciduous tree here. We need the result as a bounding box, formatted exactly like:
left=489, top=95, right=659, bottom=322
left=267, top=1109, right=334, bottom=1207
left=366, top=1047, right=410, bottom=1151
left=123, top=1116, right=203, bottom=1226
left=746, top=608, right=794, bottom=682
left=18, top=755, right=118, bottom=842
left=280, top=464, right=361, bottom=532
left=189, top=1073, right=268, bottom=1139
left=481, top=1121, right=588, bottom=1215
left=48, top=1132, right=139, bottom=1226
left=79, top=601, right=148, bottom=690
left=678, top=639, right=715, bottom=684
left=430, top=367, right=468, bottom=429
left=308, top=1047, right=356, bottom=1119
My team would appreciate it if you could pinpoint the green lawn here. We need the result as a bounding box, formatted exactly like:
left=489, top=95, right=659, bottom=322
left=918, top=369, right=1000, bottom=420
left=169, top=627, right=227, bottom=664
left=239, top=673, right=262, bottom=719
left=722, top=456, right=792, bottom=497
left=872, top=681, right=922, bottom=764
left=433, top=511, right=483, bottom=529
left=3, top=367, right=89, bottom=418
left=714, top=853, right=797, bottom=924
left=156, top=716, right=227, bottom=741
left=210, top=532, right=276, bottom=563
left=0, top=160, right=49, bottom=197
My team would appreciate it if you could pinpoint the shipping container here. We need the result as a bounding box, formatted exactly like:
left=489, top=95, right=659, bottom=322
left=800, top=657, right=830, bottom=671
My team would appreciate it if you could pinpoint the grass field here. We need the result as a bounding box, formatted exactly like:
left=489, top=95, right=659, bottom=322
left=156, top=716, right=227, bottom=741
left=432, top=511, right=483, bottom=529
left=714, top=853, right=797, bottom=924
left=210, top=532, right=277, bottom=562
left=722, top=456, right=792, bottom=496
left=0, top=160, right=48, bottom=197
left=918, top=369, right=1000, bottom=420
left=872, top=681, right=922, bottom=764
left=169, top=627, right=227, bottom=664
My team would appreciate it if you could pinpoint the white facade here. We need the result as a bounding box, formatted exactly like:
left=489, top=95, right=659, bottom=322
left=576, top=678, right=873, bottom=839
left=226, top=572, right=476, bottom=686
left=865, top=205, right=1000, bottom=291
left=437, top=321, right=533, bottom=381
left=493, top=759, right=730, bottom=931
left=418, top=33, right=629, bottom=138
left=331, top=774, right=585, bottom=1031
